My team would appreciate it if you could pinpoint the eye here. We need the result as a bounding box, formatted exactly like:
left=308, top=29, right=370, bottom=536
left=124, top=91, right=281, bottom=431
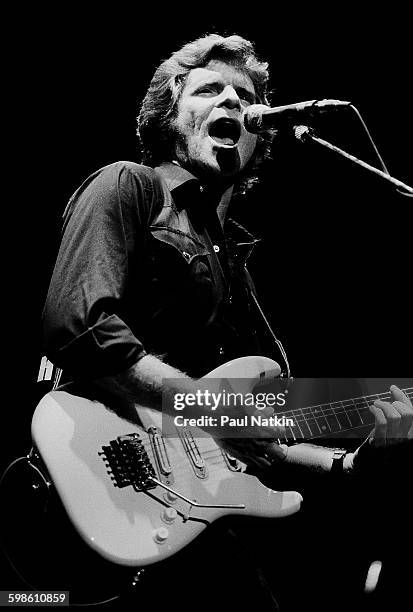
left=238, top=91, right=255, bottom=106
left=196, top=85, right=219, bottom=96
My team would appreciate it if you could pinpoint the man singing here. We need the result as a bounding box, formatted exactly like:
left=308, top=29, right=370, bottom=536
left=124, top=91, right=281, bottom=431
left=41, top=33, right=412, bottom=610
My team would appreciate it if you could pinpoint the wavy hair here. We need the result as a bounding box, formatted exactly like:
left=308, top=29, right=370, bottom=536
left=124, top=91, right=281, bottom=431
left=136, top=34, right=274, bottom=195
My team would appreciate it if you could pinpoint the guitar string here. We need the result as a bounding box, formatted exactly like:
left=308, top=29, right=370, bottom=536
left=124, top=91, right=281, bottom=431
left=132, top=388, right=413, bottom=450
left=106, top=412, right=413, bottom=482
left=129, top=390, right=413, bottom=463
left=282, top=388, right=413, bottom=417
left=136, top=390, right=413, bottom=434
left=112, top=389, right=413, bottom=474
left=198, top=389, right=413, bottom=459
left=133, top=436, right=411, bottom=480
left=132, top=409, right=409, bottom=472
left=119, top=407, right=409, bottom=476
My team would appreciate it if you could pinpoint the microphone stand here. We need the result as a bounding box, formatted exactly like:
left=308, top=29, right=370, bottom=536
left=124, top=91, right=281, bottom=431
left=294, top=125, right=413, bottom=195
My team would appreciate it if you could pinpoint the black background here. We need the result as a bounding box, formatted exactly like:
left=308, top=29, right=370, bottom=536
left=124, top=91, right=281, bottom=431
left=2, top=6, right=412, bottom=602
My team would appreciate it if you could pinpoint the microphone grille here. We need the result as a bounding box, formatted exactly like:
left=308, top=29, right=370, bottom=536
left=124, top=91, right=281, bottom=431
left=294, top=125, right=312, bottom=142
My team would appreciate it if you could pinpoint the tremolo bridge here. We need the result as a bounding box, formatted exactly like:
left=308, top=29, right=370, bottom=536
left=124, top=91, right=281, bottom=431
left=99, top=433, right=157, bottom=491
left=99, top=430, right=245, bottom=515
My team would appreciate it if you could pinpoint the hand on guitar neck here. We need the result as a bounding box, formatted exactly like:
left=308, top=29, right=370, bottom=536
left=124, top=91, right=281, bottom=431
left=347, top=385, right=413, bottom=474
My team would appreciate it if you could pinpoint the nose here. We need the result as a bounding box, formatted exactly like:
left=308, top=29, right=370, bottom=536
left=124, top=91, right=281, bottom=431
left=216, top=85, right=241, bottom=111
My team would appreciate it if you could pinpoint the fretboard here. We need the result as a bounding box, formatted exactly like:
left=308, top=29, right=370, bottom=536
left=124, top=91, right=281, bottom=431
left=280, top=387, right=413, bottom=442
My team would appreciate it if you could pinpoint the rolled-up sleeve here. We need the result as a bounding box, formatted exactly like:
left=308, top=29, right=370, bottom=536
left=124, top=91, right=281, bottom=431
left=42, top=161, right=160, bottom=379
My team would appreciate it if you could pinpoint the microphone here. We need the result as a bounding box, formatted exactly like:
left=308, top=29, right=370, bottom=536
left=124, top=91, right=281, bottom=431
left=243, top=99, right=351, bottom=133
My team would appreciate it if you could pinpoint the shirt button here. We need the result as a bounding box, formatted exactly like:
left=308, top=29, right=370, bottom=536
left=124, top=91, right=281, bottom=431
left=218, top=346, right=225, bottom=356
left=213, top=245, right=220, bottom=253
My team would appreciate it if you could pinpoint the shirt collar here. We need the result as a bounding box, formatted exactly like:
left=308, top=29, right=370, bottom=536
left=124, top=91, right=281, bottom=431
left=155, top=162, right=201, bottom=204
left=154, top=161, right=260, bottom=259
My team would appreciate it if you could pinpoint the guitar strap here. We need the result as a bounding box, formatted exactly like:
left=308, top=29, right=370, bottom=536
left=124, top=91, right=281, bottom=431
left=245, top=277, right=292, bottom=380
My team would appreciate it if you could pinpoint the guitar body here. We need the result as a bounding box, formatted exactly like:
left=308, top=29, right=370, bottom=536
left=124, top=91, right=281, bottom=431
left=1, top=356, right=301, bottom=599
left=31, top=356, right=301, bottom=566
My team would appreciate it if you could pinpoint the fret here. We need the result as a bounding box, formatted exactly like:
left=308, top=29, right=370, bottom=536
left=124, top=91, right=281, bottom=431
left=320, top=405, right=343, bottom=434
left=349, top=399, right=365, bottom=424
left=331, top=402, right=353, bottom=429
left=287, top=412, right=305, bottom=440
left=286, top=424, right=297, bottom=442
left=306, top=407, right=322, bottom=434
left=278, top=412, right=297, bottom=442
left=299, top=408, right=322, bottom=438
left=272, top=409, right=293, bottom=443
left=309, top=405, right=331, bottom=434
left=353, top=399, right=365, bottom=424
left=340, top=400, right=364, bottom=428
left=294, top=409, right=314, bottom=438
left=352, top=399, right=375, bottom=427
left=288, top=423, right=303, bottom=441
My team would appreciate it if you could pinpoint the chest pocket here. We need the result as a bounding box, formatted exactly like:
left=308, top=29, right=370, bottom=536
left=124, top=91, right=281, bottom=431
left=147, top=227, right=223, bottom=326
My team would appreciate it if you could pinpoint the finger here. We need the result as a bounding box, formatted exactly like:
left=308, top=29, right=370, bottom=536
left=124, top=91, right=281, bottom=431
left=220, top=441, right=257, bottom=469
left=258, top=405, right=275, bottom=418
left=391, top=400, right=413, bottom=438
left=245, top=439, right=286, bottom=467
left=252, top=456, right=274, bottom=470
left=220, top=439, right=274, bottom=470
left=369, top=404, right=386, bottom=446
left=262, top=441, right=288, bottom=464
left=374, top=400, right=401, bottom=442
left=251, top=422, right=287, bottom=443
left=243, top=444, right=275, bottom=470
left=390, top=385, right=413, bottom=408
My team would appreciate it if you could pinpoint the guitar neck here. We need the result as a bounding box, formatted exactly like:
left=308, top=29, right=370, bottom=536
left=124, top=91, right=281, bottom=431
left=282, top=387, right=413, bottom=443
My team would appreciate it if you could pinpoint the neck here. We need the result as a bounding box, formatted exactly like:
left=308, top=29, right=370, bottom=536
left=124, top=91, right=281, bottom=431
left=169, top=160, right=234, bottom=226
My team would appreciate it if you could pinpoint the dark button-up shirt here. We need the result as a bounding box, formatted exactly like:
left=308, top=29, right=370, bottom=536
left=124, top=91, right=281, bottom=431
left=42, top=161, right=262, bottom=379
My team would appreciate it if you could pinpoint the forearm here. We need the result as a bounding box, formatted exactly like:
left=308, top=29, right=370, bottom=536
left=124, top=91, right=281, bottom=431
left=281, top=443, right=355, bottom=474
left=257, top=443, right=356, bottom=494
left=94, top=354, right=206, bottom=417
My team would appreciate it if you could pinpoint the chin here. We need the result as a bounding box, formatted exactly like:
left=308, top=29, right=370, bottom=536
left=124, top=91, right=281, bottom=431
left=215, top=147, right=242, bottom=177
left=182, top=146, right=244, bottom=184
left=197, top=161, right=239, bottom=185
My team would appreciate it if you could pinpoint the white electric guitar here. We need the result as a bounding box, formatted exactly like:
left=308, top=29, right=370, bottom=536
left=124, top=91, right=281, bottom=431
left=27, top=356, right=302, bottom=569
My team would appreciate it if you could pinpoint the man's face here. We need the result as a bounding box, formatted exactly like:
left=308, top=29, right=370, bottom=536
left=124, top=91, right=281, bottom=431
left=172, top=60, right=258, bottom=183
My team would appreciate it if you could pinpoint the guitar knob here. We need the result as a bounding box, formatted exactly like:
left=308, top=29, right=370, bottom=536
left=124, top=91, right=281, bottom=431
left=161, top=507, right=178, bottom=523
left=153, top=527, right=169, bottom=544
left=164, top=491, right=178, bottom=504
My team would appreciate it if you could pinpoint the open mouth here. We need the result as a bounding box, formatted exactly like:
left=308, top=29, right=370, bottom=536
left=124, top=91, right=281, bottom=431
left=208, top=118, right=241, bottom=147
